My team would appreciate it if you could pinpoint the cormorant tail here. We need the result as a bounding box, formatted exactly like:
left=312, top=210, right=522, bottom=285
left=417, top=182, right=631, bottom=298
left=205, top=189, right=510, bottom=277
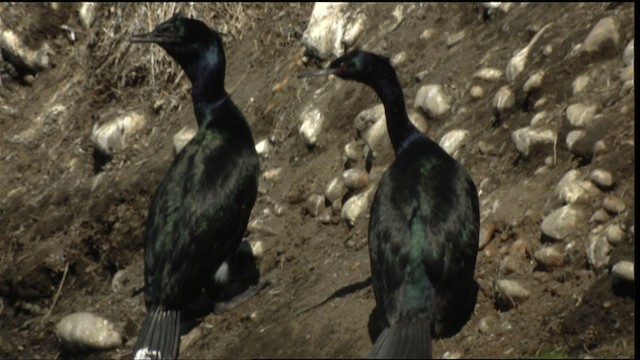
left=133, top=308, right=180, bottom=360
left=370, top=316, right=432, bottom=359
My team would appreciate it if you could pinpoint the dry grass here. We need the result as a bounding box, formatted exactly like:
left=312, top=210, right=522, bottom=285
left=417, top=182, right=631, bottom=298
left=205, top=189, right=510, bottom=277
left=88, top=3, right=265, bottom=102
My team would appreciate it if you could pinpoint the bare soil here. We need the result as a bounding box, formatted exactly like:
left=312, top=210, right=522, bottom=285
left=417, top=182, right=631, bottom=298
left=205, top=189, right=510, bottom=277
left=0, top=3, right=634, bottom=359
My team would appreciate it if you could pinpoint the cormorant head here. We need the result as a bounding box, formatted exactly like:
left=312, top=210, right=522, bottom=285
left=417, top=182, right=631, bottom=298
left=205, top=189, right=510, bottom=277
left=298, top=50, right=393, bottom=86
left=130, top=14, right=225, bottom=84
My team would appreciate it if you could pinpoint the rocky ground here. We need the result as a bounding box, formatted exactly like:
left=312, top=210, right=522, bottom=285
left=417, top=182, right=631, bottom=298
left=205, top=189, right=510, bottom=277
left=0, top=3, right=635, bottom=359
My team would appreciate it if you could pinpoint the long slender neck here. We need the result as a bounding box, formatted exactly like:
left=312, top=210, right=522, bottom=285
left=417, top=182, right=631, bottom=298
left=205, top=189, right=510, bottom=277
left=182, top=45, right=227, bottom=128
left=367, top=71, right=417, bottom=154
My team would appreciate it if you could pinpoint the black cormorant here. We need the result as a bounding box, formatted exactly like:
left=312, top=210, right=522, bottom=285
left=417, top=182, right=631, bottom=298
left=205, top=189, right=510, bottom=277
left=129, top=14, right=260, bottom=359
left=299, top=51, right=479, bottom=359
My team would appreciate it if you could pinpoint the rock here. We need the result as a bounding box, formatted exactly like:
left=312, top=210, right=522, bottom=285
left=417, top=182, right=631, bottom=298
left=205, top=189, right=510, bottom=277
left=589, top=208, right=611, bottom=224
left=611, top=261, right=634, bottom=282
left=473, top=67, right=503, bottom=82
left=446, top=30, right=466, bottom=47
left=439, top=129, right=470, bottom=159
left=605, top=224, right=625, bottom=245
left=602, top=195, right=626, bottom=214
left=572, top=74, right=591, bottom=95
left=583, top=16, right=620, bottom=53
left=408, top=111, right=428, bottom=133
left=343, top=12, right=366, bottom=49
left=530, top=111, right=548, bottom=127
left=249, top=240, right=264, bottom=258
left=255, top=139, right=270, bottom=157
left=299, top=106, right=325, bottom=147
left=415, top=84, right=450, bottom=118
left=302, top=3, right=349, bottom=59
left=499, top=255, right=521, bottom=275
left=478, top=222, right=496, bottom=250
left=622, top=39, right=634, bottom=66
left=477, top=315, right=498, bottom=334
left=56, top=312, right=122, bottom=353
left=470, top=85, right=485, bottom=99
left=477, top=140, right=497, bottom=156
left=91, top=111, right=147, bottom=157
left=111, top=268, right=139, bottom=294
left=509, top=239, right=529, bottom=259
left=586, top=230, right=612, bottom=270
left=79, top=3, right=97, bottom=29
left=173, top=126, right=197, bottom=154
left=565, top=103, right=598, bottom=128
left=390, top=51, right=407, bottom=66
left=443, top=351, right=464, bottom=359
left=262, top=167, right=282, bottom=182
left=494, top=279, right=530, bottom=310
left=305, top=194, right=326, bottom=217
left=511, top=126, right=556, bottom=157
left=556, top=170, right=591, bottom=205
left=589, top=168, right=614, bottom=189
left=1, top=29, right=51, bottom=72
left=534, top=246, right=565, bottom=270
left=493, top=85, right=515, bottom=113
left=325, top=176, right=348, bottom=203
left=419, top=28, right=435, bottom=41
left=344, top=141, right=362, bottom=161
left=541, top=204, right=589, bottom=241
left=566, top=130, right=586, bottom=154
left=341, top=187, right=374, bottom=226
left=341, top=168, right=368, bottom=191
left=363, top=115, right=392, bottom=160
left=523, top=70, right=545, bottom=93
left=354, top=104, right=385, bottom=132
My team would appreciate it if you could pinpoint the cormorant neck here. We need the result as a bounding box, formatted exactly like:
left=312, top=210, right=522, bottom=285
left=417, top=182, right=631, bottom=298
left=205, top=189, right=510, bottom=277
left=368, top=71, right=417, bottom=154
left=183, top=44, right=227, bottom=128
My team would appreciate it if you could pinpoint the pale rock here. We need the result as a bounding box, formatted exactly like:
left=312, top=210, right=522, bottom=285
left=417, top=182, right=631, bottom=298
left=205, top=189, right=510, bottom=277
left=511, top=126, right=556, bottom=157
left=302, top=3, right=349, bottom=59
left=566, top=130, right=586, bottom=153
left=446, top=30, right=466, bottom=47
left=583, top=16, right=620, bottom=53
left=344, top=141, right=362, bottom=161
left=602, top=195, right=626, bottom=214
left=473, top=67, right=503, bottom=82
left=173, top=126, right=197, bottom=154
left=439, top=129, right=470, bottom=159
left=565, top=103, right=598, bottom=128
left=586, top=230, right=612, bottom=270
left=305, top=194, right=326, bottom=217
left=341, top=187, right=375, bottom=226
left=255, top=139, right=270, bottom=157
left=299, top=106, right=325, bottom=147
left=589, top=168, right=614, bottom=189
left=325, top=176, right=347, bottom=203
left=1, top=29, right=51, bottom=72
left=470, top=85, right=485, bottom=99
left=605, top=224, right=625, bottom=245
left=506, top=23, right=551, bottom=82
left=589, top=208, right=611, bottom=224
left=79, top=3, right=97, bottom=29
left=494, top=279, right=530, bottom=310
left=415, top=84, right=451, bottom=118
left=523, top=70, right=545, bottom=93
left=91, top=111, right=146, bottom=156
left=56, top=312, right=122, bottom=353
left=541, top=204, right=589, bottom=241
left=572, top=75, right=591, bottom=95
left=534, top=246, right=565, bottom=270
left=530, top=111, right=548, bottom=127
left=354, top=104, right=385, bottom=132
left=493, top=85, right=515, bottom=113
left=622, top=39, right=634, bottom=66
left=611, top=261, right=634, bottom=282
left=341, top=168, right=368, bottom=191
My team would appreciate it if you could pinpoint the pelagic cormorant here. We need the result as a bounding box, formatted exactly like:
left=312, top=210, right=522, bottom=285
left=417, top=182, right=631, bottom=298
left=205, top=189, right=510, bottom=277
left=129, top=14, right=259, bottom=359
left=299, top=51, right=479, bottom=359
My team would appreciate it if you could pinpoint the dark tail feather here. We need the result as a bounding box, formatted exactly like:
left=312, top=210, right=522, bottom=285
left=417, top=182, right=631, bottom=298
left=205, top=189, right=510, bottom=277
left=133, top=308, right=180, bottom=360
left=370, top=317, right=432, bottom=359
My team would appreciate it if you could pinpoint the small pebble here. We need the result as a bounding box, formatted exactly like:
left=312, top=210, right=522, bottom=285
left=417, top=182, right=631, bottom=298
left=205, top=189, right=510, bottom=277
left=438, top=129, right=469, bottom=159
left=622, top=39, right=634, bottom=66
left=602, top=195, right=626, bottom=214
left=605, top=224, right=625, bottom=245
left=541, top=204, right=589, bottom=241
left=611, top=260, right=634, bottom=282
left=565, top=103, right=598, bottom=128
left=523, top=70, right=544, bottom=93
left=494, top=279, right=530, bottom=310
left=341, top=168, right=369, bottom=191
left=477, top=315, right=497, bottom=334
left=583, top=16, right=620, bottom=53
left=173, top=126, right=197, bottom=154
left=299, top=106, right=325, bottom=147
left=478, top=222, right=496, bottom=250
left=470, top=85, right=485, bottom=99
left=572, top=75, right=590, bottom=95
left=499, top=255, right=521, bottom=275
left=534, top=246, right=565, bottom=270
left=586, top=231, right=612, bottom=270
left=493, top=85, right=515, bottom=113
left=325, top=176, right=348, bottom=202
left=589, top=169, right=613, bottom=189
left=415, top=84, right=451, bottom=118
left=589, top=209, right=611, bottom=223
left=473, top=67, right=503, bottom=82
left=305, top=194, right=326, bottom=217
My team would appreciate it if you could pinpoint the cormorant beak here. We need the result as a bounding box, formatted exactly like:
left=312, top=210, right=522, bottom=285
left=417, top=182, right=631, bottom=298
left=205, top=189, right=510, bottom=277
left=129, top=31, right=179, bottom=44
left=297, top=68, right=339, bottom=79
